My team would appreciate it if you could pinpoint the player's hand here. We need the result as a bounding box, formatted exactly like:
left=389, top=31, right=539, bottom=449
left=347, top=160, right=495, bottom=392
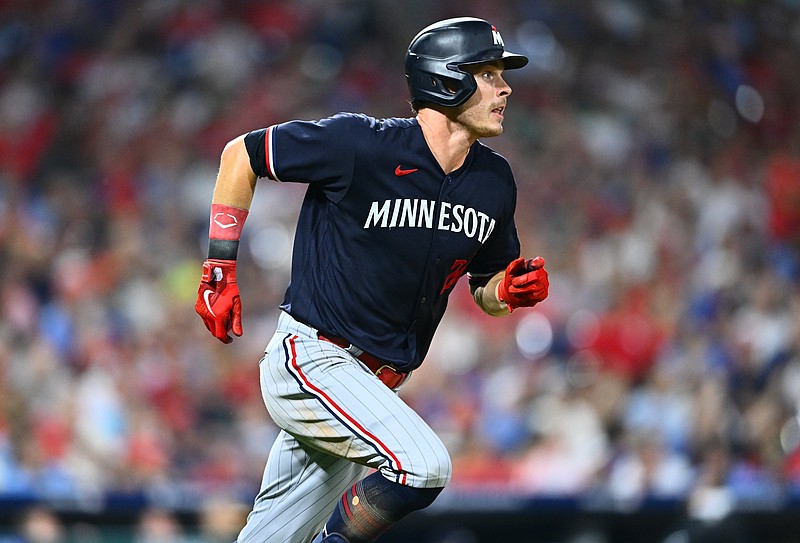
left=497, top=256, right=549, bottom=312
left=195, top=259, right=242, bottom=343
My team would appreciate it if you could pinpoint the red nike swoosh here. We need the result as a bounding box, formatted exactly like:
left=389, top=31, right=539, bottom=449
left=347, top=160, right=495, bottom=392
left=395, top=166, right=418, bottom=176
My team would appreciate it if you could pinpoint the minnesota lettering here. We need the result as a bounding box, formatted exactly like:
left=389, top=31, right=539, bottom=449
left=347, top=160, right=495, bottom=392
left=363, top=199, right=496, bottom=243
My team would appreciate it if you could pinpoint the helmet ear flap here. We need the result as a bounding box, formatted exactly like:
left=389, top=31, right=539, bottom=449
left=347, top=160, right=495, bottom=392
left=437, top=72, right=477, bottom=104
left=436, top=76, right=459, bottom=95
left=405, top=55, right=477, bottom=107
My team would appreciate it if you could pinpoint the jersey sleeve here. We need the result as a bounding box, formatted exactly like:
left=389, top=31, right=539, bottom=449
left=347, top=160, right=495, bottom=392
left=467, top=165, right=521, bottom=288
left=244, top=113, right=361, bottom=199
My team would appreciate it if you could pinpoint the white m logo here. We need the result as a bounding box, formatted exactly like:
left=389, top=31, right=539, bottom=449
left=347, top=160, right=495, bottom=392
left=491, top=26, right=504, bottom=46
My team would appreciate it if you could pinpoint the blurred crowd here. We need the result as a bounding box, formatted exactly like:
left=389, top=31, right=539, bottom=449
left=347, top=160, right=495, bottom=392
left=1, top=0, right=800, bottom=535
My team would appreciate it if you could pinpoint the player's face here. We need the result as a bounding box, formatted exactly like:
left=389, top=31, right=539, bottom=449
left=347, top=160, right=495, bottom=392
left=453, top=61, right=512, bottom=138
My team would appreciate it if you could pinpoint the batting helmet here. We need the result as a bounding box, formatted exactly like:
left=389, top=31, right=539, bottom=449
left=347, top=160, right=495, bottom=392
left=405, top=17, right=528, bottom=107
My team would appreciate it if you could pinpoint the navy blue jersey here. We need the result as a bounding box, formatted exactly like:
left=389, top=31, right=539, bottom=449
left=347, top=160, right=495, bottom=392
left=244, top=113, right=520, bottom=371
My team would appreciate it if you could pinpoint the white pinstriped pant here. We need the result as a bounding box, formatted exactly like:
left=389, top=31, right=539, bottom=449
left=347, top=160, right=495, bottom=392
left=236, top=311, right=452, bottom=543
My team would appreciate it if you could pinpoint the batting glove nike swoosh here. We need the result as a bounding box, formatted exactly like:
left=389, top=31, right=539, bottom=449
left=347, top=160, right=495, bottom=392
left=195, top=259, right=242, bottom=343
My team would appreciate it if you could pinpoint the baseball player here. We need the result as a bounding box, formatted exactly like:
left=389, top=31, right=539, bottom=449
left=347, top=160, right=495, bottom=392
left=195, top=17, right=549, bottom=543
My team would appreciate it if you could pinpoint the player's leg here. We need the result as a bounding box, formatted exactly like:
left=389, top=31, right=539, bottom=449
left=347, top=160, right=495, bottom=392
left=310, top=471, right=443, bottom=543
left=236, top=429, right=368, bottom=543
left=264, top=313, right=452, bottom=543
left=264, top=313, right=452, bottom=489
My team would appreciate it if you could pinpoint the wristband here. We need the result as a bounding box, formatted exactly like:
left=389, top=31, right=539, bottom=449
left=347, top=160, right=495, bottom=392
left=208, top=203, right=249, bottom=260
left=208, top=239, right=240, bottom=260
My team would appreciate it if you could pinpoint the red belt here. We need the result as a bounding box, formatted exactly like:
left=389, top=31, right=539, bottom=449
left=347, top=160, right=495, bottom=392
left=318, top=333, right=408, bottom=389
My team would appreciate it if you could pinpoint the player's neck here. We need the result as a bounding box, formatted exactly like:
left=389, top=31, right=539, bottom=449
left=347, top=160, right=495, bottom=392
left=417, top=109, right=473, bottom=174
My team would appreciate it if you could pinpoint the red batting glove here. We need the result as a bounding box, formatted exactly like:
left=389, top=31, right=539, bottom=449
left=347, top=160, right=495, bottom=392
left=497, top=256, right=549, bottom=312
left=195, top=259, right=242, bottom=343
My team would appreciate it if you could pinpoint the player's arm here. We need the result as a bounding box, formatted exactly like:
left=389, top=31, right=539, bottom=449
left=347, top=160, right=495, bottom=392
left=470, top=257, right=549, bottom=316
left=470, top=271, right=509, bottom=316
left=195, top=135, right=257, bottom=344
left=212, top=135, right=258, bottom=210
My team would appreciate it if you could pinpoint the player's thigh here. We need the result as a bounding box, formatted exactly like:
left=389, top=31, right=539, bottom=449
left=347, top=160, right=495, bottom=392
left=261, top=332, right=451, bottom=488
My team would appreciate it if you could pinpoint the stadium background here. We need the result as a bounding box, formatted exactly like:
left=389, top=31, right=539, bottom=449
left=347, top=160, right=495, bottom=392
left=1, top=0, right=800, bottom=542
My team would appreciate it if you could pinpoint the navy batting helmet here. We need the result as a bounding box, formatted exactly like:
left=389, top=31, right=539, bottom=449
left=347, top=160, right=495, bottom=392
left=405, top=17, right=528, bottom=107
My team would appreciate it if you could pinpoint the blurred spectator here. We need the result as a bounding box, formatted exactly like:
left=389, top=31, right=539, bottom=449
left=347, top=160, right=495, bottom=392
left=686, top=442, right=749, bottom=543
left=606, top=430, right=694, bottom=503
left=16, top=507, right=65, bottom=543
left=134, top=508, right=190, bottom=543
left=196, top=497, right=249, bottom=543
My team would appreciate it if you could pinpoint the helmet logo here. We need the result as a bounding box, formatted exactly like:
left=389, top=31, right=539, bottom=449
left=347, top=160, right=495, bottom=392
left=491, top=25, right=505, bottom=46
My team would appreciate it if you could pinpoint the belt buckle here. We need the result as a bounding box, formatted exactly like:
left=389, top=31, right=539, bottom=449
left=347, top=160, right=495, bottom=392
left=375, top=364, right=406, bottom=389
left=374, top=364, right=398, bottom=378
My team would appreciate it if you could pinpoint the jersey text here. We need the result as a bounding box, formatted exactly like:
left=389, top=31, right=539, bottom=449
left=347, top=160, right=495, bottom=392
left=363, top=199, right=496, bottom=243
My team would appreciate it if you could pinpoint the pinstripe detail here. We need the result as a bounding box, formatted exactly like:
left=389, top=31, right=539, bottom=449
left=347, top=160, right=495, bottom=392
left=240, top=430, right=366, bottom=542
left=282, top=334, right=408, bottom=484
left=265, top=125, right=281, bottom=181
